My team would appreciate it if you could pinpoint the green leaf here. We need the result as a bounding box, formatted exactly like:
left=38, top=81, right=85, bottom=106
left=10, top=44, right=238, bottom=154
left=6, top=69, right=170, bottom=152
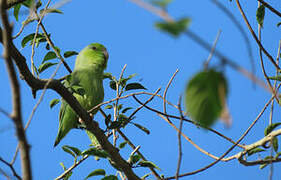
left=62, top=145, right=81, bottom=156
left=21, top=33, right=35, bottom=48
left=50, top=99, right=60, bottom=108
left=45, top=43, right=50, bottom=50
left=275, top=152, right=281, bottom=159
left=101, top=175, right=118, bottom=180
left=103, top=73, right=114, bottom=80
left=256, top=5, right=265, bottom=27
left=185, top=70, right=228, bottom=128
left=82, top=148, right=109, bottom=158
left=109, top=80, right=117, bottom=90
left=141, top=173, right=151, bottom=179
left=259, top=164, right=267, bottom=169
left=138, top=160, right=160, bottom=170
left=268, top=75, right=281, bottom=81
left=117, top=104, right=123, bottom=111
left=128, top=154, right=141, bottom=165
left=84, top=169, right=105, bottom=179
left=247, top=147, right=265, bottom=156
left=13, top=4, right=21, bottom=21
left=125, top=83, right=147, bottom=91
left=38, top=62, right=58, bottom=73
left=122, top=107, right=133, bottom=113
left=42, top=51, right=57, bottom=63
left=41, top=8, right=63, bottom=14
left=22, top=0, right=35, bottom=8
left=273, top=137, right=278, bottom=153
left=62, top=146, right=76, bottom=158
left=119, top=141, right=128, bottom=149
left=64, top=51, right=78, bottom=58
left=21, top=33, right=46, bottom=48
left=105, top=105, right=113, bottom=109
left=264, top=123, right=281, bottom=136
left=155, top=17, right=190, bottom=37
left=132, top=123, right=150, bottom=135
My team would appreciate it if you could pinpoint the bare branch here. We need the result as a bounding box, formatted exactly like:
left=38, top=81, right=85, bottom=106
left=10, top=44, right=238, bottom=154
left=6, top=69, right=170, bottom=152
left=175, top=96, right=183, bottom=180
left=235, top=0, right=280, bottom=70
left=0, top=156, right=21, bottom=180
left=0, top=0, right=32, bottom=179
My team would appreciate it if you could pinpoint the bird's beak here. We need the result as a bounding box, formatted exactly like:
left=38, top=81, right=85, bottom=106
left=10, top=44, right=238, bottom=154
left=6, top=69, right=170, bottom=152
left=103, top=49, right=109, bottom=61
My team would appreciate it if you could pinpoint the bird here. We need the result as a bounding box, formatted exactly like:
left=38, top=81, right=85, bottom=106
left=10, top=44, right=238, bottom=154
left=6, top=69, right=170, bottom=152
left=54, top=43, right=109, bottom=147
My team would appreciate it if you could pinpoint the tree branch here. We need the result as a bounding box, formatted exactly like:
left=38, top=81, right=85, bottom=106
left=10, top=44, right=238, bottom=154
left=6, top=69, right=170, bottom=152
left=0, top=26, right=140, bottom=180
left=0, top=0, right=32, bottom=179
left=257, top=0, right=281, bottom=18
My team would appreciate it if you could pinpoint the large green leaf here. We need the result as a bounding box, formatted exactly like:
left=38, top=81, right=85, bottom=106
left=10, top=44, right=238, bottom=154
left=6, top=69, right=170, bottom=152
left=185, top=70, right=228, bottom=128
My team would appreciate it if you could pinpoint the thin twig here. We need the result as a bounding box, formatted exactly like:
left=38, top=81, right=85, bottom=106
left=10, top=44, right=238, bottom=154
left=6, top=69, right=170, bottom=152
left=128, top=88, right=161, bottom=122
left=0, top=107, right=11, bottom=118
left=257, top=2, right=278, bottom=103
left=164, top=95, right=274, bottom=179
left=0, top=156, right=21, bottom=180
left=257, top=0, right=281, bottom=18
left=204, top=30, right=221, bottom=70
left=113, top=65, right=127, bottom=146
left=134, top=96, right=245, bottom=148
left=33, top=10, right=72, bottom=73
left=0, top=1, right=32, bottom=179
left=211, top=0, right=255, bottom=82
left=54, top=155, right=89, bottom=180
left=235, top=0, right=280, bottom=70
left=175, top=96, right=183, bottom=180
left=163, top=69, right=179, bottom=123
left=158, top=114, right=236, bottom=162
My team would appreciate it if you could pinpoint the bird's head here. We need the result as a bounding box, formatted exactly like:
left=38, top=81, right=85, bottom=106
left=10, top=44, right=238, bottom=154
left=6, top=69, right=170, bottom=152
left=82, top=43, right=109, bottom=70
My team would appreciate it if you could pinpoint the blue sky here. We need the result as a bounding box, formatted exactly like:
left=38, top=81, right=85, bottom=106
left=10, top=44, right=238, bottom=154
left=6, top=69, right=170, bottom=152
left=1, top=0, right=281, bottom=179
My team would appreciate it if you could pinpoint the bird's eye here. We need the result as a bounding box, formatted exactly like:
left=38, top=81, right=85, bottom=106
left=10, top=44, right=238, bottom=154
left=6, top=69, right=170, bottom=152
left=92, top=46, right=97, bottom=50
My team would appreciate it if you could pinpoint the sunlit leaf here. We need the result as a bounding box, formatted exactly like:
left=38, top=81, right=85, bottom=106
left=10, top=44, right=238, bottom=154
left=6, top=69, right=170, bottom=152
left=128, top=154, right=141, bottom=165
left=82, top=148, right=109, bottom=158
left=84, top=169, right=105, bottom=179
left=42, top=51, right=57, bottom=63
left=50, top=99, right=60, bottom=108
left=13, top=4, right=21, bottom=21
left=62, top=145, right=81, bottom=156
left=138, top=160, right=160, bottom=170
left=38, top=62, right=58, bottom=73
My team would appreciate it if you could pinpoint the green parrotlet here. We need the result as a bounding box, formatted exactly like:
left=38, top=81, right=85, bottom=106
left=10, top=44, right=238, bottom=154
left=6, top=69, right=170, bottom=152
left=54, top=43, right=109, bottom=147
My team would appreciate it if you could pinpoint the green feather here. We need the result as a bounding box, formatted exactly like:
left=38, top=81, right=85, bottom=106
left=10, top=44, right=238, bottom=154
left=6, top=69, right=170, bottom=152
left=54, top=43, right=109, bottom=147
